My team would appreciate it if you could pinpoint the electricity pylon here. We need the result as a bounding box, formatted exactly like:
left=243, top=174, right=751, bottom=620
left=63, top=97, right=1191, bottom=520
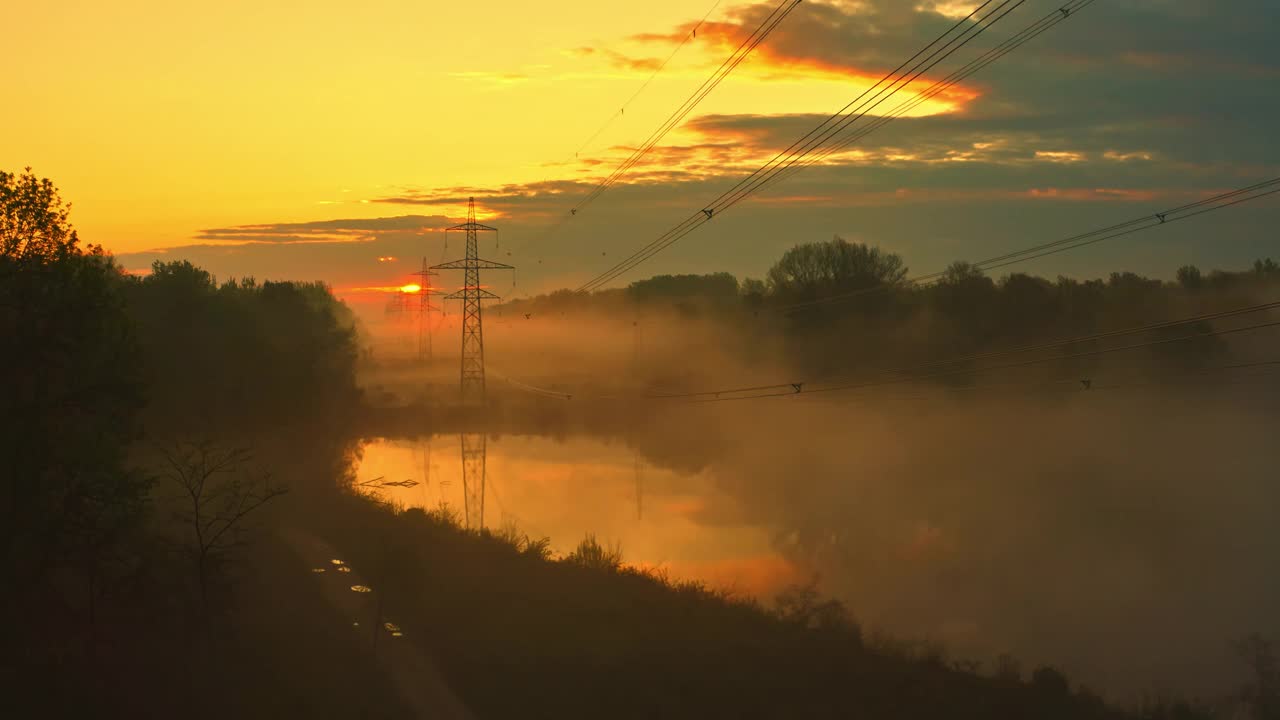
left=410, top=259, right=443, bottom=362
left=432, top=197, right=508, bottom=531
left=432, top=197, right=512, bottom=407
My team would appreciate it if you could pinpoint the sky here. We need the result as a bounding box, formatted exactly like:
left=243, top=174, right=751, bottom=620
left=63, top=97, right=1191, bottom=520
left=4, top=0, right=1278, bottom=313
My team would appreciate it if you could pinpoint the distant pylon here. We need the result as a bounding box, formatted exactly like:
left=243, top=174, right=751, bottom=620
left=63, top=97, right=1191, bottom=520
left=411, top=258, right=442, bottom=362
left=432, top=197, right=513, bottom=406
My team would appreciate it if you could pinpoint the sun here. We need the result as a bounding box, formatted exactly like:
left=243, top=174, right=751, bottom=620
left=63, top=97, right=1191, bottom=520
left=399, top=284, right=422, bottom=294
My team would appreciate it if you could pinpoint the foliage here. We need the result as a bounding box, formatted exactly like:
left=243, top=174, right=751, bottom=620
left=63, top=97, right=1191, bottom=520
left=766, top=234, right=908, bottom=301
left=628, top=272, right=739, bottom=307
left=0, top=170, right=147, bottom=662
left=565, top=532, right=623, bottom=570
left=1237, top=633, right=1280, bottom=719
left=0, top=167, right=85, bottom=261
left=313, top=490, right=1167, bottom=720
left=2, top=170, right=378, bottom=718
left=774, top=576, right=860, bottom=635
left=121, top=261, right=360, bottom=434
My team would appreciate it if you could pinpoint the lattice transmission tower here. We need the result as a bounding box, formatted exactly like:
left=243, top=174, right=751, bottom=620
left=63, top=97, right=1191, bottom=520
left=432, top=197, right=512, bottom=406
left=410, top=259, right=443, bottom=362
left=432, top=197, right=510, bottom=531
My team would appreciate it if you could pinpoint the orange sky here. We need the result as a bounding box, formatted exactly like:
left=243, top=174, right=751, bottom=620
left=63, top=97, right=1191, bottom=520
left=6, top=1, right=1276, bottom=304
left=1, top=0, right=963, bottom=257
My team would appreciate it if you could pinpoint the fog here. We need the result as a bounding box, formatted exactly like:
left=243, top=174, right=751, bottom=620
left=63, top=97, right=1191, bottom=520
left=697, top=389, right=1279, bottom=697
left=362, top=285, right=1280, bottom=699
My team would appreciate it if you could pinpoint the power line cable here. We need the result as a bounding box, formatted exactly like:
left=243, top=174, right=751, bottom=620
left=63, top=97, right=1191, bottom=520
left=692, top=315, right=1280, bottom=403
left=761, top=0, right=1097, bottom=192
left=571, top=0, right=803, bottom=215
left=647, top=298, right=1280, bottom=399
left=491, top=299, right=1280, bottom=403
left=772, top=176, right=1280, bottom=313
left=800, top=356, right=1280, bottom=403
left=572, top=0, right=726, bottom=160
left=510, top=0, right=801, bottom=260
left=576, top=0, right=1065, bottom=291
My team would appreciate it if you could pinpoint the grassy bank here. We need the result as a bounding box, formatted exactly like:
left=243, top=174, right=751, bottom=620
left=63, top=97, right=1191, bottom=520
left=310, top=489, right=1210, bottom=720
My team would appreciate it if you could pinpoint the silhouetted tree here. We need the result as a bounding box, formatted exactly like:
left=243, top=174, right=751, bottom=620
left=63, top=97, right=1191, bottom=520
left=0, top=169, right=146, bottom=658
left=994, top=653, right=1022, bottom=683
left=159, top=441, right=287, bottom=619
left=628, top=272, right=739, bottom=306
left=1237, top=633, right=1280, bottom=720
left=0, top=167, right=87, bottom=261
left=1177, top=265, right=1203, bottom=290
left=774, top=577, right=858, bottom=635
left=766, top=235, right=907, bottom=303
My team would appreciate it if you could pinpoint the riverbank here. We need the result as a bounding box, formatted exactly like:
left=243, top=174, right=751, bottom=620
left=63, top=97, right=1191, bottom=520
left=306, top=488, right=1211, bottom=720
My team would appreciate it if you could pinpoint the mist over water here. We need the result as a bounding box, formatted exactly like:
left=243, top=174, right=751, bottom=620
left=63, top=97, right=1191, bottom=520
left=362, top=301, right=1280, bottom=699
left=347, top=253, right=1280, bottom=706
left=696, top=388, right=1280, bottom=698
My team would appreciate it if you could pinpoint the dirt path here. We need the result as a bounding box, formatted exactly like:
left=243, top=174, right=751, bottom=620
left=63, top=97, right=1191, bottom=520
left=279, top=527, right=474, bottom=720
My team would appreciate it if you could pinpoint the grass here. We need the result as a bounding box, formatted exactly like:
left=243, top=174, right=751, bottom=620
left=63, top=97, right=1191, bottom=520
left=305, top=489, right=1212, bottom=720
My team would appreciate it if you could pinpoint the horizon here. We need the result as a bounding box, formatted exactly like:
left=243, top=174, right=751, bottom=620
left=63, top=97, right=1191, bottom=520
left=5, top=0, right=1277, bottom=316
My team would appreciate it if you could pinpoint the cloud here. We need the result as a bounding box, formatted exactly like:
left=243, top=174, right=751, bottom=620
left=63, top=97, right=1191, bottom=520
left=194, top=215, right=454, bottom=245
left=448, top=70, right=534, bottom=86
left=115, top=0, right=1280, bottom=321
left=631, top=2, right=961, bottom=76
left=571, top=46, right=664, bottom=73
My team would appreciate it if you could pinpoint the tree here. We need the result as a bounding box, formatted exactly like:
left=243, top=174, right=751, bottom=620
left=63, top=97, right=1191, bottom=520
left=1, top=170, right=145, bottom=650
left=628, top=273, right=739, bottom=304
left=1, top=167, right=85, bottom=261
left=1177, top=265, right=1203, bottom=290
left=994, top=653, right=1022, bottom=683
left=934, top=262, right=997, bottom=309
left=940, top=260, right=984, bottom=286
left=998, top=273, right=1060, bottom=339
left=766, top=235, right=907, bottom=302
left=1236, top=633, right=1280, bottom=720
left=774, top=577, right=858, bottom=635
left=159, top=441, right=287, bottom=618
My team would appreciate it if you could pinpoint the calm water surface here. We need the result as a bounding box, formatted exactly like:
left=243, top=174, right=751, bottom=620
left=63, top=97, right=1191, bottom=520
left=354, top=434, right=799, bottom=596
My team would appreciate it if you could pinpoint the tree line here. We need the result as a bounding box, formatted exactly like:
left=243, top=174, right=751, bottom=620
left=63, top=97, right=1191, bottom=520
left=1, top=168, right=394, bottom=717
left=501, top=235, right=1280, bottom=382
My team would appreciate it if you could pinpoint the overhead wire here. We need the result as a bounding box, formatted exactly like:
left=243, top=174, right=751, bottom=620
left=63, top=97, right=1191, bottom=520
left=646, top=298, right=1280, bottom=399
left=575, top=0, right=1069, bottom=292
left=792, top=357, right=1280, bottom=404
left=509, top=0, right=800, bottom=259
left=760, top=0, right=1097, bottom=192
left=488, top=369, right=575, bottom=400
left=572, top=0, right=726, bottom=161
left=772, top=176, right=1280, bottom=313
left=489, top=299, right=1280, bottom=404
left=487, top=1, right=1280, bottom=407
left=570, top=0, right=803, bottom=215
left=692, top=315, right=1280, bottom=403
